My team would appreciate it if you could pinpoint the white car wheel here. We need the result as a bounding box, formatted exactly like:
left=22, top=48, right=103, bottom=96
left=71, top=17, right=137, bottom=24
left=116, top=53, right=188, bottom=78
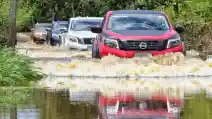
left=62, top=37, right=67, bottom=48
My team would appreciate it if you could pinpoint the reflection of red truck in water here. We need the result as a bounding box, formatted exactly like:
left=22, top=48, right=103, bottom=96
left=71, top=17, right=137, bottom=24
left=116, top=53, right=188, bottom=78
left=96, top=92, right=183, bottom=119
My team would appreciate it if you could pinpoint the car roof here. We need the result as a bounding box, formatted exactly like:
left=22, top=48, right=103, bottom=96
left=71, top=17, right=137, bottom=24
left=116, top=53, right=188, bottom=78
left=110, top=10, right=164, bottom=15
left=70, top=17, right=103, bottom=21
left=53, top=21, right=68, bottom=24
left=35, top=23, right=51, bottom=26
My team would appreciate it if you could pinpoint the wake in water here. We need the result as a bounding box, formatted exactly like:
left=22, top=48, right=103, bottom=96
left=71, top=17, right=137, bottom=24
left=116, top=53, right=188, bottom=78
left=47, top=51, right=212, bottom=78
left=99, top=52, right=185, bottom=66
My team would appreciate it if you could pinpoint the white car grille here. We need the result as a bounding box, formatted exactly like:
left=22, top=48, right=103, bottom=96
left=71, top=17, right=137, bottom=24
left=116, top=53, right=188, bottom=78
left=83, top=38, right=94, bottom=44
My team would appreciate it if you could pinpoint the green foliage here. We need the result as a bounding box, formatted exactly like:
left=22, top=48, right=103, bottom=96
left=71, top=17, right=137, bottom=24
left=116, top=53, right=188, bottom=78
left=155, top=0, right=212, bottom=24
left=1, top=0, right=212, bottom=54
left=0, top=47, right=43, bottom=86
left=16, top=0, right=35, bottom=31
left=1, top=0, right=212, bottom=31
left=0, top=0, right=10, bottom=44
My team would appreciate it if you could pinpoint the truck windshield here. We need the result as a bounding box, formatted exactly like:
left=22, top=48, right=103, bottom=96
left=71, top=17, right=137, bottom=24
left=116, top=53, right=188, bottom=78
left=71, top=19, right=102, bottom=31
left=107, top=14, right=170, bottom=31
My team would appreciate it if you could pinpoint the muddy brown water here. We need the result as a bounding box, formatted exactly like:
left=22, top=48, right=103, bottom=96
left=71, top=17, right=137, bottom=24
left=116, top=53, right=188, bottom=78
left=0, top=88, right=211, bottom=119
left=12, top=33, right=212, bottom=119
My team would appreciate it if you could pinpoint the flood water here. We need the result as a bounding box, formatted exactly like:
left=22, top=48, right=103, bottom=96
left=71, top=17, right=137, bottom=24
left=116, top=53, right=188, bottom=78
left=0, top=88, right=212, bottom=119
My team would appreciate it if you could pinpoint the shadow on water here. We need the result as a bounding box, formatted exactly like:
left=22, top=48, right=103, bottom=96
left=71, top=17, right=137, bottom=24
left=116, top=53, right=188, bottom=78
left=0, top=88, right=212, bottom=119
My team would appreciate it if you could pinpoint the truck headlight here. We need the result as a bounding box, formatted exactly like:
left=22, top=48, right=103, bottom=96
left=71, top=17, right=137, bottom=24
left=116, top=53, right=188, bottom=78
left=103, top=38, right=119, bottom=48
left=167, top=35, right=182, bottom=48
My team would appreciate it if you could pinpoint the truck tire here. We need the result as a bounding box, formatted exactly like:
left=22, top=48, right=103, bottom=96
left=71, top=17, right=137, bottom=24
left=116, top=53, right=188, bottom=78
left=92, top=42, right=101, bottom=58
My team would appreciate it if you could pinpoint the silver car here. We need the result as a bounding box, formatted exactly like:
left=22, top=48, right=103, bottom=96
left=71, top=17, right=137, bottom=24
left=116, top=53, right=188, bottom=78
left=60, top=17, right=103, bottom=50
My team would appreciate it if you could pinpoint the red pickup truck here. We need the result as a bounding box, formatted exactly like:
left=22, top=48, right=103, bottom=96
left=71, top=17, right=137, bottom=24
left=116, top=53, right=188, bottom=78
left=91, top=10, right=185, bottom=58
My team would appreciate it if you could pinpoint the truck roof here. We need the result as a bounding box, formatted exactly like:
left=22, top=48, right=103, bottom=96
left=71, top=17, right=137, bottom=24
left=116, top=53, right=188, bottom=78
left=110, top=10, right=164, bottom=15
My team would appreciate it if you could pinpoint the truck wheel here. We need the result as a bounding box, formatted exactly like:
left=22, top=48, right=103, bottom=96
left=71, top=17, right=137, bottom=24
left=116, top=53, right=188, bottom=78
left=183, top=51, right=187, bottom=56
left=92, top=42, right=101, bottom=58
left=183, top=46, right=187, bottom=56
left=182, top=42, right=186, bottom=56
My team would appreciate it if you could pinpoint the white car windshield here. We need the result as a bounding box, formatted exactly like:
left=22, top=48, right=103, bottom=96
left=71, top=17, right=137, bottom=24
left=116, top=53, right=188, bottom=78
left=108, top=14, right=170, bottom=31
left=71, top=19, right=102, bottom=31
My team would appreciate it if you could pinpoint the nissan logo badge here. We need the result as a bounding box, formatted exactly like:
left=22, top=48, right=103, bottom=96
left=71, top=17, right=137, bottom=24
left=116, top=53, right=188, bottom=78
left=139, top=42, right=147, bottom=49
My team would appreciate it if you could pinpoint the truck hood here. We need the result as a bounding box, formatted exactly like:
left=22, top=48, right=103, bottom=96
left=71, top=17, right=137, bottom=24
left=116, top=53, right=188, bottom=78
left=104, top=30, right=177, bottom=40
left=68, top=31, right=97, bottom=38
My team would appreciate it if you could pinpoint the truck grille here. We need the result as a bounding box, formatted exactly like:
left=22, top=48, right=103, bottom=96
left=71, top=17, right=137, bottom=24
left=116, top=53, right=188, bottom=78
left=119, top=40, right=167, bottom=51
left=83, top=38, right=94, bottom=44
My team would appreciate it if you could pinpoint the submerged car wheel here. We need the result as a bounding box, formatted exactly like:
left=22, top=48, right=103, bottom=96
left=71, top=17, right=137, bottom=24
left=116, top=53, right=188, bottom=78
left=32, top=38, right=39, bottom=44
left=50, top=38, right=57, bottom=46
left=46, top=35, right=51, bottom=45
left=58, top=40, right=62, bottom=46
left=92, top=42, right=101, bottom=58
left=35, top=41, right=44, bottom=45
left=182, top=44, right=187, bottom=56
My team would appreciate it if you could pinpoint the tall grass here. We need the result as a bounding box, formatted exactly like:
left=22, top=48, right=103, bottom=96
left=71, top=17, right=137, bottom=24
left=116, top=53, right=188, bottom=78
left=0, top=47, right=43, bottom=86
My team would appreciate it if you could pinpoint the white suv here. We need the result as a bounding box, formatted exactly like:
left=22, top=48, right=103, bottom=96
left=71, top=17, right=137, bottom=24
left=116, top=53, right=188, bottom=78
left=60, top=17, right=103, bottom=50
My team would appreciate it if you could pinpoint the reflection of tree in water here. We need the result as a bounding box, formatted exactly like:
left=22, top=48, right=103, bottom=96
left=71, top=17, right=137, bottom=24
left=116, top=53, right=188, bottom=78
left=35, top=89, right=98, bottom=119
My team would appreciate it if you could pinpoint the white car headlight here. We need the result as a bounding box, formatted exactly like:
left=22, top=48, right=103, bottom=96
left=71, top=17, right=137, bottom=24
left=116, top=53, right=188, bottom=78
left=52, top=34, right=59, bottom=38
left=52, top=34, right=58, bottom=37
left=66, top=36, right=79, bottom=43
left=166, top=36, right=181, bottom=49
left=103, top=38, right=119, bottom=48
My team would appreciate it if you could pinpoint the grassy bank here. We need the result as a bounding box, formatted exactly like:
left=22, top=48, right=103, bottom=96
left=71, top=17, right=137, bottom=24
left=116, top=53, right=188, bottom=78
left=0, top=47, right=43, bottom=86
